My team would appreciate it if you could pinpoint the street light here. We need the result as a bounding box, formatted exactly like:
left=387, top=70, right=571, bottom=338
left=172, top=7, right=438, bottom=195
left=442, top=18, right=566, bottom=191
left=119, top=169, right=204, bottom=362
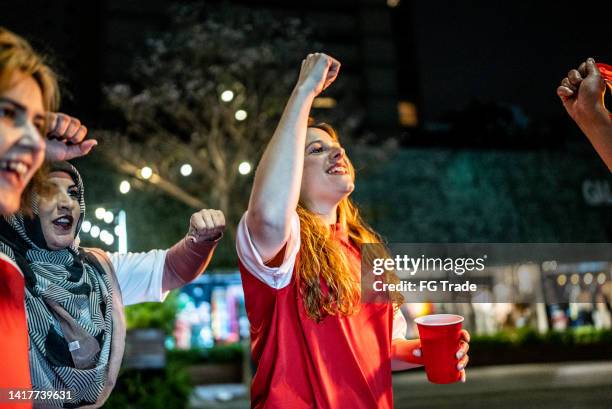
left=104, top=211, right=114, bottom=224
left=221, top=90, right=234, bottom=102
left=95, top=208, right=106, bottom=220
left=88, top=205, right=128, bottom=253
left=119, top=181, right=131, bottom=194
left=235, top=110, right=247, bottom=121
left=238, top=161, right=252, bottom=175
left=140, top=166, right=153, bottom=179
left=180, top=164, right=193, bottom=176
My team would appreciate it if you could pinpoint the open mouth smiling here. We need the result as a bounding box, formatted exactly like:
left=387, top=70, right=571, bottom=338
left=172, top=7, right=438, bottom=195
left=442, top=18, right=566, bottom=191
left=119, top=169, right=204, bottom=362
left=326, top=163, right=349, bottom=175
left=52, top=214, right=74, bottom=232
left=0, top=158, right=31, bottom=185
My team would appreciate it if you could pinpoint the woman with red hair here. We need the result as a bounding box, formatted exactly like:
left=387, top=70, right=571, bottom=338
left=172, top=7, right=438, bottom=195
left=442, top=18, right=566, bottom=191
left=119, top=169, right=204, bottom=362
left=236, top=53, right=470, bottom=408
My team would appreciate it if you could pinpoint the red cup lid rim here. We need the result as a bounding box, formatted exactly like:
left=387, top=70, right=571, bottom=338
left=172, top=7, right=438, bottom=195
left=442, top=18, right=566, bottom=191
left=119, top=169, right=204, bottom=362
left=414, top=314, right=464, bottom=326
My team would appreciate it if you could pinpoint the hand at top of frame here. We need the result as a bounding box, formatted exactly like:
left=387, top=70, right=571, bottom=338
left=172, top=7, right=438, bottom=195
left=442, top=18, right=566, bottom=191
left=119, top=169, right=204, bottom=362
left=295, top=53, right=341, bottom=97
left=557, top=58, right=611, bottom=125
left=45, top=112, right=98, bottom=162
left=187, top=209, right=226, bottom=243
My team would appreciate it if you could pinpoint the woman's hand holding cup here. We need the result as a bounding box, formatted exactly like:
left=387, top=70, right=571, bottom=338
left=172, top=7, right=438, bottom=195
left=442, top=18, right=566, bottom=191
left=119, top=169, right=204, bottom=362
left=414, top=314, right=470, bottom=384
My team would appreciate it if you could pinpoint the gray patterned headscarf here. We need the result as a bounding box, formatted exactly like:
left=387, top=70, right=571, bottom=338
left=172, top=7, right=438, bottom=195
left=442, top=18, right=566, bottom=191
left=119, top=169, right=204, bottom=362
left=1, top=162, right=114, bottom=408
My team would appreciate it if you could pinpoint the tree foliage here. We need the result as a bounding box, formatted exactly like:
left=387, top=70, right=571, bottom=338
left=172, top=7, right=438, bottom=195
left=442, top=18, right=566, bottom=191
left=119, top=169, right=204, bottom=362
left=97, top=4, right=319, bottom=249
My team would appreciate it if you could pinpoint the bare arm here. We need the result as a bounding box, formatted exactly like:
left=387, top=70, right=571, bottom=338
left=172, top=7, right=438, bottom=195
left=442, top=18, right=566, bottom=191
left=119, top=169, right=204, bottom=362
left=557, top=58, right=612, bottom=172
left=246, top=53, right=340, bottom=261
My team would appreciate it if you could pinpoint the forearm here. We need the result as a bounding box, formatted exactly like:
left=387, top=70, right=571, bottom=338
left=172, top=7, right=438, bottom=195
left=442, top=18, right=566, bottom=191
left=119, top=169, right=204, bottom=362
left=248, top=85, right=314, bottom=230
left=576, top=113, right=612, bottom=171
left=391, top=338, right=423, bottom=371
left=162, top=235, right=220, bottom=292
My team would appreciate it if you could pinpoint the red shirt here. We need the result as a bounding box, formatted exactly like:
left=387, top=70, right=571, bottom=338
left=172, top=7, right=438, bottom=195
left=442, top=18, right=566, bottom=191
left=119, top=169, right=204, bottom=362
left=0, top=254, right=32, bottom=408
left=238, top=220, right=394, bottom=409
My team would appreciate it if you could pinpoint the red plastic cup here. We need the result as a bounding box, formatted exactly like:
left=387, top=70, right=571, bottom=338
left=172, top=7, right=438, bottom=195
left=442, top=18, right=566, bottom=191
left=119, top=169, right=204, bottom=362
left=415, top=314, right=464, bottom=384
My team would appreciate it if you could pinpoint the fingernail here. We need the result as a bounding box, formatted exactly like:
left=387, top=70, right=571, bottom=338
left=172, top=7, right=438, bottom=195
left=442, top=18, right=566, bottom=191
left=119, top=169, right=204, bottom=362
left=461, top=375, right=466, bottom=383
left=413, top=349, right=422, bottom=357
left=456, top=351, right=464, bottom=359
left=457, top=364, right=464, bottom=371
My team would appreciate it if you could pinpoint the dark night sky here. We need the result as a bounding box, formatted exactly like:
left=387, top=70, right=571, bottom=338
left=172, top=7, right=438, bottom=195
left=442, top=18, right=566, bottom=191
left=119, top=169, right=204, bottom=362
left=406, top=1, right=612, bottom=124
left=1, top=0, right=611, bottom=132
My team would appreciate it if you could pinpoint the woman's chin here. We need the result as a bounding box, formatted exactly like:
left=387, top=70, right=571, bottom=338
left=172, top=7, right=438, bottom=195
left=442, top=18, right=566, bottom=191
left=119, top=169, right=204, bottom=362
left=0, top=188, right=20, bottom=216
left=0, top=199, right=18, bottom=216
left=45, top=232, right=74, bottom=250
left=338, top=181, right=355, bottom=196
left=47, top=240, right=71, bottom=251
left=331, top=184, right=354, bottom=204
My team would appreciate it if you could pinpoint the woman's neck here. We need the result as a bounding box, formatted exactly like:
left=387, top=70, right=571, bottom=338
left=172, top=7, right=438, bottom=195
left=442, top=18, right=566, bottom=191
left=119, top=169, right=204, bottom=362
left=306, top=202, right=338, bottom=225
left=319, top=209, right=338, bottom=225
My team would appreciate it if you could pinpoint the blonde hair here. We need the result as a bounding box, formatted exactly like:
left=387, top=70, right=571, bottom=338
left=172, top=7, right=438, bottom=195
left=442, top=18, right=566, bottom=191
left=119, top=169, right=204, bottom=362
left=0, top=28, right=60, bottom=215
left=0, top=27, right=59, bottom=111
left=296, top=120, right=403, bottom=321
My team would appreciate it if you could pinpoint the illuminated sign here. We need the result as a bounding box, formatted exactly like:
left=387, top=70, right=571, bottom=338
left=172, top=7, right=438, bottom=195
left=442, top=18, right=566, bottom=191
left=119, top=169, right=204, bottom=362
left=582, top=179, right=612, bottom=206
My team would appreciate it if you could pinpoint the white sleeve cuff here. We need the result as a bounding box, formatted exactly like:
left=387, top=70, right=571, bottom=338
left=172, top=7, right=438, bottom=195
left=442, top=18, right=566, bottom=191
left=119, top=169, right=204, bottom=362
left=235, top=211, right=300, bottom=289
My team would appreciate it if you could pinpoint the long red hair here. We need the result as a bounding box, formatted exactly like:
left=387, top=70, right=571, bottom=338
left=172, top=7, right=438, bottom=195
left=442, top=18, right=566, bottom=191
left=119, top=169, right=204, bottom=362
left=296, top=120, right=403, bottom=321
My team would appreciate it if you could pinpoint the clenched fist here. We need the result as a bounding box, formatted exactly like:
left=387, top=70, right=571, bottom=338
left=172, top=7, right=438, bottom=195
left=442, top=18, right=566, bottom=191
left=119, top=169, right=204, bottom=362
left=296, top=53, right=341, bottom=97
left=557, top=58, right=612, bottom=171
left=45, top=112, right=98, bottom=161
left=187, top=209, right=226, bottom=243
left=557, top=58, right=609, bottom=123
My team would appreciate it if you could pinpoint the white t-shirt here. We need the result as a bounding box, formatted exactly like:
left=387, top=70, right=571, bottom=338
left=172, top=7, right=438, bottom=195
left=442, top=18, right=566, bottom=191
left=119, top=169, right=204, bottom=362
left=107, top=250, right=169, bottom=306
left=235, top=211, right=408, bottom=340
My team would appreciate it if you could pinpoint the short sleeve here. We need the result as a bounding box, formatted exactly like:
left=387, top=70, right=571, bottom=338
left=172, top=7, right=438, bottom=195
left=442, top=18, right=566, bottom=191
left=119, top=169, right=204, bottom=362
left=108, top=249, right=169, bottom=306
left=236, top=211, right=300, bottom=289
left=392, top=307, right=408, bottom=340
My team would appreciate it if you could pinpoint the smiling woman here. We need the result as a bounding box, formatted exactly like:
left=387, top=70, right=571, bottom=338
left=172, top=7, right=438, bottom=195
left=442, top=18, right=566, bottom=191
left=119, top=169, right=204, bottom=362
left=0, top=27, right=100, bottom=408
left=0, top=27, right=59, bottom=408
left=234, top=53, right=471, bottom=409
left=0, top=27, right=58, bottom=216
left=0, top=160, right=225, bottom=408
left=36, top=171, right=81, bottom=250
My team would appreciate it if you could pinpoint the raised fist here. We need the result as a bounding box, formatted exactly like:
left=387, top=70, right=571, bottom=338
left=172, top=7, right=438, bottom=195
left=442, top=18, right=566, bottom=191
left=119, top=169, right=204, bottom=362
left=557, top=58, right=610, bottom=123
left=295, top=53, right=341, bottom=97
left=187, top=209, right=226, bottom=243
left=45, top=112, right=97, bottom=161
